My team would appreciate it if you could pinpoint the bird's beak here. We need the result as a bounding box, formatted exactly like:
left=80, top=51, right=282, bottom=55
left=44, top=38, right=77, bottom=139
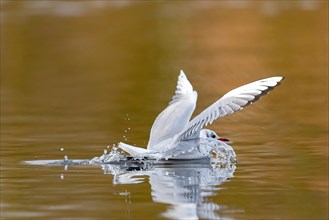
left=218, top=137, right=230, bottom=142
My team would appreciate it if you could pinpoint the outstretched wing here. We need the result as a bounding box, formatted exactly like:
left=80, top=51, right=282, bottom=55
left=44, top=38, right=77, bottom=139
left=147, top=70, right=198, bottom=151
left=177, top=76, right=284, bottom=141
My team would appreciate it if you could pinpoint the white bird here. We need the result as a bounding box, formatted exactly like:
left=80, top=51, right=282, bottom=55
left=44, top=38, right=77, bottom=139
left=118, top=70, right=284, bottom=160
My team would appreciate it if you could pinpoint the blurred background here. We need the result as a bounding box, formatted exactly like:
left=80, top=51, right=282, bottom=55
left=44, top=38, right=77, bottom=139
left=1, top=1, right=328, bottom=219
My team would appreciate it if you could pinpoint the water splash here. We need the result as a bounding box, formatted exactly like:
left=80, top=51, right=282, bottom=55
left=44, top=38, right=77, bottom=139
left=123, top=113, right=131, bottom=121
left=89, top=147, right=127, bottom=164
left=158, top=140, right=236, bottom=162
left=25, top=142, right=237, bottom=167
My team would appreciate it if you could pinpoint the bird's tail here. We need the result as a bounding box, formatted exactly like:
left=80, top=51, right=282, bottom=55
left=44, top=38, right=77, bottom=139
left=118, top=142, right=149, bottom=156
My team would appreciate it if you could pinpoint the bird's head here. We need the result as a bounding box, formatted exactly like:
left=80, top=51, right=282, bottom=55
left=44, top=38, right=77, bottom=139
left=200, top=129, right=230, bottom=143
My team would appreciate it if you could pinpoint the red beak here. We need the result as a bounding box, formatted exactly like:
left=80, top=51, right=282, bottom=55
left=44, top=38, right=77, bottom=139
left=218, top=137, right=230, bottom=142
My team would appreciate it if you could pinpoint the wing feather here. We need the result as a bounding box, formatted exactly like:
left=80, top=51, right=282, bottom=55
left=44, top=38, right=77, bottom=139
left=177, top=76, right=284, bottom=141
left=147, top=70, right=197, bottom=150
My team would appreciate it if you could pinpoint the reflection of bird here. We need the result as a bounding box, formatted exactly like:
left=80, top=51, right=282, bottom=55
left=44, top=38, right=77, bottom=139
left=119, top=70, right=284, bottom=159
left=104, top=161, right=238, bottom=220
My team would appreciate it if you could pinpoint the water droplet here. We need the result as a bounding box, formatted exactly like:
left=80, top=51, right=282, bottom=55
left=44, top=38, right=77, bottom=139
left=128, top=127, right=131, bottom=130
left=103, top=149, right=108, bottom=155
left=60, top=174, right=64, bottom=180
left=107, top=145, right=110, bottom=149
left=60, top=147, right=64, bottom=151
left=64, top=155, right=68, bottom=162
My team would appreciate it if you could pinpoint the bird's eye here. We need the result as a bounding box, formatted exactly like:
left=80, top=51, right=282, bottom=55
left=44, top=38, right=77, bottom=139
left=211, top=134, right=216, bottom=138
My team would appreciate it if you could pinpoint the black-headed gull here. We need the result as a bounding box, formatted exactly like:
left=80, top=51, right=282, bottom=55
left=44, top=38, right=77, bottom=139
left=119, top=70, right=284, bottom=160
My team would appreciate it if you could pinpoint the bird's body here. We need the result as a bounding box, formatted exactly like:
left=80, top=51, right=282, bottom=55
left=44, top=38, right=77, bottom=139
left=118, top=71, right=283, bottom=160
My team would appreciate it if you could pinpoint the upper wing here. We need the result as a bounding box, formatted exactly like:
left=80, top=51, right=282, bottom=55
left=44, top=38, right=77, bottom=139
left=147, top=70, right=198, bottom=150
left=177, top=76, right=284, bottom=141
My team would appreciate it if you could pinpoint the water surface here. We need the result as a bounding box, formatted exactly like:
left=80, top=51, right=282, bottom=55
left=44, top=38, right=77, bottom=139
left=1, top=1, right=328, bottom=219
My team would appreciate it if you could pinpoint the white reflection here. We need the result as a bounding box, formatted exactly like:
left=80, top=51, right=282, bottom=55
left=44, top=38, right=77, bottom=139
left=24, top=157, right=243, bottom=219
left=103, top=161, right=243, bottom=220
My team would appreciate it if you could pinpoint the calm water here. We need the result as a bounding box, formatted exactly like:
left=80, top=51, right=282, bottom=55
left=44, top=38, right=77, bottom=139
left=1, top=1, right=328, bottom=219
